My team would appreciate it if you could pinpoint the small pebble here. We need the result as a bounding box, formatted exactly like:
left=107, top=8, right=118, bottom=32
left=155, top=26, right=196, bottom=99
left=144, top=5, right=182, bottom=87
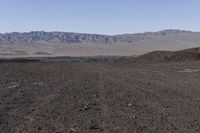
left=128, top=103, right=132, bottom=107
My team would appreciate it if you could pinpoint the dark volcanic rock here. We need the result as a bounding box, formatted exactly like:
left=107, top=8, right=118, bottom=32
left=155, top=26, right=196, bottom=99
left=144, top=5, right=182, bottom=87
left=134, top=47, right=200, bottom=62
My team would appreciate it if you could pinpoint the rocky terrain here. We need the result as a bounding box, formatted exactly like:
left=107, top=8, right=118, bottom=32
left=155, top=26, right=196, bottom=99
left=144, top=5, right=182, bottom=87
left=1, top=48, right=200, bottom=132
left=134, top=47, right=200, bottom=62
left=0, top=56, right=133, bottom=63
left=1, top=29, right=200, bottom=57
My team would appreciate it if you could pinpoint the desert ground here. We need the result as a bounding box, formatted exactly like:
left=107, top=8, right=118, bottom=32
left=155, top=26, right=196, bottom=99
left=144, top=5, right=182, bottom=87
left=1, top=60, right=200, bottom=133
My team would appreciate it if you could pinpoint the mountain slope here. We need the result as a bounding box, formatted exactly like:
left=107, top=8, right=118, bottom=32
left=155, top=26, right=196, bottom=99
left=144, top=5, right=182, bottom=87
left=135, top=47, right=200, bottom=62
left=1, top=29, right=200, bottom=57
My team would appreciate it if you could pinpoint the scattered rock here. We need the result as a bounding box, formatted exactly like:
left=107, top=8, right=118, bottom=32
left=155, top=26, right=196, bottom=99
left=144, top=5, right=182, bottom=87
left=68, top=124, right=79, bottom=133
left=33, top=82, right=44, bottom=86
left=68, top=128, right=78, bottom=133
left=7, top=83, right=20, bottom=89
left=38, top=127, right=42, bottom=131
left=128, top=103, right=132, bottom=107
left=114, top=126, right=120, bottom=132
left=89, top=120, right=100, bottom=130
left=127, top=114, right=137, bottom=119
left=147, top=82, right=151, bottom=84
left=79, top=103, right=91, bottom=111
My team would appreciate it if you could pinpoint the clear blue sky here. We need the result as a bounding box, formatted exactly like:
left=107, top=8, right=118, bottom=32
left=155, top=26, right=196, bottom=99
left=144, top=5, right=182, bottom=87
left=0, top=0, right=200, bottom=35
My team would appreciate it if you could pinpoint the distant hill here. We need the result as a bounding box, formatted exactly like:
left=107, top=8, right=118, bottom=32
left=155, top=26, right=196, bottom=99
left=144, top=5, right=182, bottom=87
left=0, top=29, right=194, bottom=44
left=0, top=31, right=118, bottom=44
left=135, top=47, right=200, bottom=62
left=1, top=29, right=200, bottom=57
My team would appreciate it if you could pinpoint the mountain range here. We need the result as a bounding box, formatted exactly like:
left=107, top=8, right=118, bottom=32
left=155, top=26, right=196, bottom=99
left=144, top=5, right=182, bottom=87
left=1, top=29, right=200, bottom=57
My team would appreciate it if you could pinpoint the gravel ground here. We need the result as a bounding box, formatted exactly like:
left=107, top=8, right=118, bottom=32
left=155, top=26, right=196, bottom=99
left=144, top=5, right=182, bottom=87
left=1, top=61, right=200, bottom=133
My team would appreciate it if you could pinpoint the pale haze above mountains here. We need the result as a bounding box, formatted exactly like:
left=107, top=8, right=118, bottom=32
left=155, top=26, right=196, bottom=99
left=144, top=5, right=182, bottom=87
left=1, top=29, right=200, bottom=57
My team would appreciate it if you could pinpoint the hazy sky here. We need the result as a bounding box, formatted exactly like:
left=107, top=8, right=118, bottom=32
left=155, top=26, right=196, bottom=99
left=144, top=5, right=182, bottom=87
left=0, top=0, right=200, bottom=34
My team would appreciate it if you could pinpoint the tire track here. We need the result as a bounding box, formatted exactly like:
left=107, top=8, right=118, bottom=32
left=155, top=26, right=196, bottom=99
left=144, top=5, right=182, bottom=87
left=97, top=71, right=111, bottom=133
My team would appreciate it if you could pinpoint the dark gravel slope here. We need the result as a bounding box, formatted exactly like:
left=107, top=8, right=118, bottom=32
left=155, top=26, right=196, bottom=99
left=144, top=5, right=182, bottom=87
left=1, top=61, right=200, bottom=132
